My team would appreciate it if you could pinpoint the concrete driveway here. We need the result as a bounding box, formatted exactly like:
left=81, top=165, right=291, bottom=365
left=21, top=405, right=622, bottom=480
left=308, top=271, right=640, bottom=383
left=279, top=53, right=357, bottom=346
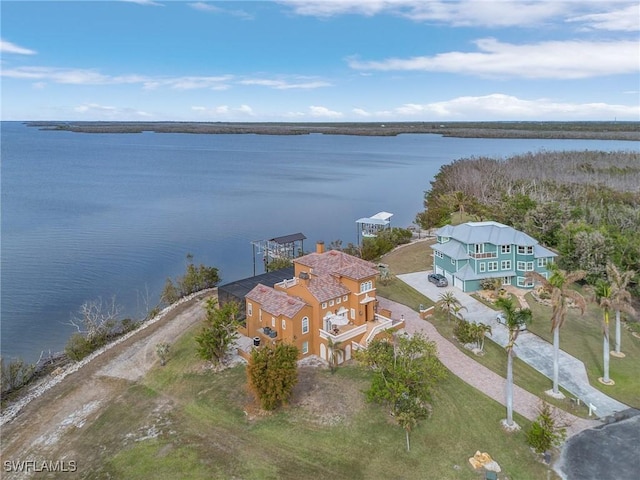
left=398, top=271, right=628, bottom=419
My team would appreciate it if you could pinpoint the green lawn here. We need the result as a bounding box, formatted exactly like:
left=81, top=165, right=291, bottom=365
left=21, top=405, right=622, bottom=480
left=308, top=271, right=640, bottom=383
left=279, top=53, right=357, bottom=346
left=426, top=312, right=591, bottom=418
left=377, top=239, right=631, bottom=417
left=525, top=292, right=640, bottom=409
left=79, top=328, right=557, bottom=480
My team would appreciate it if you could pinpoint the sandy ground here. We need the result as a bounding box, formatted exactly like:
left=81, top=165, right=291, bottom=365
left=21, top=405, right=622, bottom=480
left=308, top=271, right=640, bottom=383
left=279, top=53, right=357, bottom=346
left=0, top=291, right=214, bottom=478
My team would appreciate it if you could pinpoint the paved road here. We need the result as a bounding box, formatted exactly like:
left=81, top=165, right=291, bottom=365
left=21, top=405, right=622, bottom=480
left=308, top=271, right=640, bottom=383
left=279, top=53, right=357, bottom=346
left=398, top=272, right=629, bottom=419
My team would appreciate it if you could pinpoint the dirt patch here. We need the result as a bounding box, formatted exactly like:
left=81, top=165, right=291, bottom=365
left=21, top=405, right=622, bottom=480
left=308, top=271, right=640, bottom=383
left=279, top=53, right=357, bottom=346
left=0, top=291, right=214, bottom=477
left=291, top=365, right=366, bottom=426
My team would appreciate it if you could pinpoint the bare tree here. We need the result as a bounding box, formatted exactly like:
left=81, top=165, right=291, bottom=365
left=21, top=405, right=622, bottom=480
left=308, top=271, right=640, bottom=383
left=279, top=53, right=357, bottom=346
left=68, top=296, right=122, bottom=342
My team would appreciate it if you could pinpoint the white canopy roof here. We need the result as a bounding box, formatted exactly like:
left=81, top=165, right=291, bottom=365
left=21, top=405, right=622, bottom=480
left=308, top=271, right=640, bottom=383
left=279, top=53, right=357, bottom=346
left=356, top=211, right=393, bottom=226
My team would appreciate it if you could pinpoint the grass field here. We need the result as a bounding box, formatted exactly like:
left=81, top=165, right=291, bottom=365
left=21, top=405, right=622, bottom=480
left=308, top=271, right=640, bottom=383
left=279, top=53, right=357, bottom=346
left=525, top=293, right=640, bottom=409
left=79, top=327, right=556, bottom=480
left=378, top=238, right=640, bottom=412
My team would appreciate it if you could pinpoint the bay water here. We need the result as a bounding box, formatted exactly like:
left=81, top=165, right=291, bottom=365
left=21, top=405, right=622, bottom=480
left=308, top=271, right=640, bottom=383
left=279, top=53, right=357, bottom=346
left=1, top=122, right=636, bottom=363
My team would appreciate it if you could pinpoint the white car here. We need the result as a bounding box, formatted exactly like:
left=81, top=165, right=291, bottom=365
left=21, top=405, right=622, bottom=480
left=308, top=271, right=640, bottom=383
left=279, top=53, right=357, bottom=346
left=496, top=312, right=527, bottom=331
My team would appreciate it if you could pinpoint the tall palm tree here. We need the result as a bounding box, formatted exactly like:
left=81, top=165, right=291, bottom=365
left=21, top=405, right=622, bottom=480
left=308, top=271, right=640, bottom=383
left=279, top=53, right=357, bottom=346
left=606, top=262, right=636, bottom=356
left=436, top=291, right=465, bottom=322
left=495, top=296, right=532, bottom=428
left=591, top=281, right=614, bottom=384
left=527, top=265, right=586, bottom=396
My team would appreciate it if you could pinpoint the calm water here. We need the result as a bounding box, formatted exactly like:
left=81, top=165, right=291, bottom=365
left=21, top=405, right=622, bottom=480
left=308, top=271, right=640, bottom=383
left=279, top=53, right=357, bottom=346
left=1, top=122, right=636, bottom=362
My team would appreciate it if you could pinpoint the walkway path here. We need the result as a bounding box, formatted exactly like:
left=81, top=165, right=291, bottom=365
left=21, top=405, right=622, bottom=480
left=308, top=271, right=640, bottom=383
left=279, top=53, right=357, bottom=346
left=397, top=272, right=628, bottom=419
left=377, top=297, right=597, bottom=437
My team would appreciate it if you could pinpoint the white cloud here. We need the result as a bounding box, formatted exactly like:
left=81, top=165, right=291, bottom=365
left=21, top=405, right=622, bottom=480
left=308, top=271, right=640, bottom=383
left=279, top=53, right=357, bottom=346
left=279, top=1, right=567, bottom=27
left=567, top=3, right=640, bottom=32
left=280, top=1, right=640, bottom=30
left=188, top=2, right=221, bottom=13
left=352, top=108, right=371, bottom=117
left=74, top=103, right=151, bottom=118
left=1, top=66, right=236, bottom=90
left=239, top=78, right=332, bottom=89
left=1, top=66, right=147, bottom=85
left=191, top=104, right=256, bottom=117
left=188, top=2, right=253, bottom=19
left=349, top=38, right=639, bottom=79
left=120, top=0, right=164, bottom=7
left=1, top=39, right=37, bottom=55
left=309, top=105, right=343, bottom=118
left=389, top=93, right=640, bottom=120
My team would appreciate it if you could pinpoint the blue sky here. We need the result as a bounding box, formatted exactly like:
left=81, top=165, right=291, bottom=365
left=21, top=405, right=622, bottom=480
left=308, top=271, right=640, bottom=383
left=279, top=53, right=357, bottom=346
left=1, top=0, right=639, bottom=121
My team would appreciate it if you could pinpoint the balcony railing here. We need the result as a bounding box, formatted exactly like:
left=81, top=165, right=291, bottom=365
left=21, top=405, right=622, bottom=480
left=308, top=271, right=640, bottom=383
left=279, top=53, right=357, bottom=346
left=319, top=323, right=368, bottom=343
left=469, top=252, right=497, bottom=259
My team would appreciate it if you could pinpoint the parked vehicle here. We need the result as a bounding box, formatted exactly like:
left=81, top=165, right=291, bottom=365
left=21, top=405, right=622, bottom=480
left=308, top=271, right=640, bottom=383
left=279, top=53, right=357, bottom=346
left=496, top=312, right=527, bottom=331
left=428, top=273, right=448, bottom=287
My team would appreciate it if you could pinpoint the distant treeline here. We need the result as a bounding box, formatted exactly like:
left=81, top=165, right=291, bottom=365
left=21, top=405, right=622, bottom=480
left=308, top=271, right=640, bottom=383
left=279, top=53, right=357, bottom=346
left=416, top=150, right=640, bottom=291
left=25, top=121, right=640, bottom=140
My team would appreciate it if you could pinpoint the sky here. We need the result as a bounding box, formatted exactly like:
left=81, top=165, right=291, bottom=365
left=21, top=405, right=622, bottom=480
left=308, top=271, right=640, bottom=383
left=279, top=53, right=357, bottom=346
left=1, top=0, right=639, bottom=122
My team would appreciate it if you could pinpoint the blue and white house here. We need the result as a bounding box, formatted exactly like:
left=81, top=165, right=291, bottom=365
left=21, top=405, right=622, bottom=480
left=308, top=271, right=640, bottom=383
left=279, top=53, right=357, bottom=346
left=431, top=221, right=557, bottom=292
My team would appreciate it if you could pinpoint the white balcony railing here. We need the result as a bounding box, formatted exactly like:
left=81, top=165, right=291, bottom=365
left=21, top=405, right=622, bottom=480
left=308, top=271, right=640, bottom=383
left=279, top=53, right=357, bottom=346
left=319, top=323, right=368, bottom=343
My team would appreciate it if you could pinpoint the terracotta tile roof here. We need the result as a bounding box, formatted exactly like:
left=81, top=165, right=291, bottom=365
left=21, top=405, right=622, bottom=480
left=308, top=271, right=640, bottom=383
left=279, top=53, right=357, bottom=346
left=307, top=277, right=350, bottom=303
left=246, top=284, right=307, bottom=318
left=296, top=250, right=379, bottom=280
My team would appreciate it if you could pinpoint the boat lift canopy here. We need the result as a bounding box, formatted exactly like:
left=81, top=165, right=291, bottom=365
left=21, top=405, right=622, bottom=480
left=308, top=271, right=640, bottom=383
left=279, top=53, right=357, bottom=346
left=356, top=211, right=393, bottom=243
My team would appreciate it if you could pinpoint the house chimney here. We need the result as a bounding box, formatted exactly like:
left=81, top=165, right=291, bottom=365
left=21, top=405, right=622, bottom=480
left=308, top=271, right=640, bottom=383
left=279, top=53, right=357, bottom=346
left=316, top=241, right=325, bottom=254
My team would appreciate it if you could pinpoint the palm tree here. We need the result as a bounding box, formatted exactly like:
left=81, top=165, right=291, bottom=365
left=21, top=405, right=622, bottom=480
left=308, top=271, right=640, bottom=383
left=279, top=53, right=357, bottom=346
left=327, top=338, right=344, bottom=373
left=495, top=296, right=532, bottom=428
left=436, top=291, right=465, bottom=322
left=591, top=281, right=614, bottom=384
left=527, top=265, right=586, bottom=396
left=606, top=262, right=636, bottom=357
left=474, top=323, right=492, bottom=352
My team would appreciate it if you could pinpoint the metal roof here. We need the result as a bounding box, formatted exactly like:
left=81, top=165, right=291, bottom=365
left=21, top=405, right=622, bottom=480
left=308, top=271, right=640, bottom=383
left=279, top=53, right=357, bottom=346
left=435, top=221, right=539, bottom=246
left=356, top=211, right=393, bottom=225
left=270, top=233, right=306, bottom=244
left=218, top=267, right=295, bottom=305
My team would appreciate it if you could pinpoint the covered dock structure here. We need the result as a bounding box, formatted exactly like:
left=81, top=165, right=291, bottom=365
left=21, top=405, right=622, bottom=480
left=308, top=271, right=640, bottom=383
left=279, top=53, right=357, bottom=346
left=356, top=211, right=393, bottom=244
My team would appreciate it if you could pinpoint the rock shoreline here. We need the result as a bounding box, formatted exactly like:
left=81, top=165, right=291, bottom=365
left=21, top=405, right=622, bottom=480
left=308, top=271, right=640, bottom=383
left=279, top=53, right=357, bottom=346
left=0, top=289, right=215, bottom=427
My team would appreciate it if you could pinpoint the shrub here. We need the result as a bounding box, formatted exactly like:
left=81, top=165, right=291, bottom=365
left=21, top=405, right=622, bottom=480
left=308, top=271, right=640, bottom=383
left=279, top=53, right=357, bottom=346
left=247, top=342, right=299, bottom=410
left=0, top=357, right=36, bottom=394
left=65, top=333, right=95, bottom=361
left=526, top=402, right=567, bottom=453
left=453, top=319, right=475, bottom=344
left=120, top=318, right=139, bottom=334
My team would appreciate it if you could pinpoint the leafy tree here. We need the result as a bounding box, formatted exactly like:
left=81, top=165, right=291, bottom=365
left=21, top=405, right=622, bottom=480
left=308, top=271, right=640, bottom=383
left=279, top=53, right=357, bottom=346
left=247, top=342, right=299, bottom=410
left=526, top=402, right=568, bottom=454
left=161, top=277, right=180, bottom=304
left=436, top=291, right=466, bottom=322
left=265, top=257, right=293, bottom=272
left=527, top=265, right=586, bottom=396
left=162, top=255, right=220, bottom=305
left=495, top=297, right=532, bottom=428
left=357, top=333, right=446, bottom=451
left=606, top=262, right=636, bottom=356
left=195, top=299, right=239, bottom=365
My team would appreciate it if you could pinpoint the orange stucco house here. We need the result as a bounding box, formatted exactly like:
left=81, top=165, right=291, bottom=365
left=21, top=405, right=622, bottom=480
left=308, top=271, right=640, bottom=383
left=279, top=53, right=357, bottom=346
left=241, top=241, right=404, bottom=364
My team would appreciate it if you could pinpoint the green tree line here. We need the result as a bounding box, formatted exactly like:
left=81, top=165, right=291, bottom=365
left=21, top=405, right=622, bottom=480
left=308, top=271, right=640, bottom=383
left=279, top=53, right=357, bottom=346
left=416, top=150, right=640, bottom=292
